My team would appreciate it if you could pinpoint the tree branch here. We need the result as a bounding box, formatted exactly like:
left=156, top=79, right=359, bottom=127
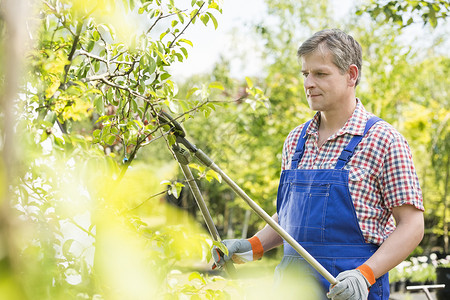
left=146, top=13, right=163, bottom=35
left=63, top=20, right=83, bottom=84
left=124, top=190, right=167, bottom=213
left=69, top=217, right=96, bottom=238
left=168, top=3, right=204, bottom=49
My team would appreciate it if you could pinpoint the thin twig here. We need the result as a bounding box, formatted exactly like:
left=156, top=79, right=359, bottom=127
left=125, top=190, right=167, bottom=212
left=41, top=0, right=55, bottom=11
left=140, top=128, right=171, bottom=147
left=97, top=31, right=111, bottom=73
left=111, top=49, right=129, bottom=61
left=63, top=20, right=83, bottom=84
left=146, top=14, right=163, bottom=35
left=68, top=218, right=96, bottom=238
left=78, top=49, right=134, bottom=65
left=167, top=96, right=246, bottom=125
left=168, top=3, right=204, bottom=49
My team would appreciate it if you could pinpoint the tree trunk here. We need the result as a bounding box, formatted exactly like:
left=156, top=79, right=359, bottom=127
left=0, top=0, right=30, bottom=297
left=227, top=206, right=234, bottom=239
left=241, top=210, right=251, bottom=239
left=443, top=155, right=449, bottom=254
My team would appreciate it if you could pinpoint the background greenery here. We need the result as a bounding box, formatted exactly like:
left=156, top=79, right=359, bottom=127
left=0, top=0, right=448, bottom=299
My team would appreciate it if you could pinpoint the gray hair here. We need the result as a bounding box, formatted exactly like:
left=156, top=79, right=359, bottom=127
left=297, top=29, right=362, bottom=86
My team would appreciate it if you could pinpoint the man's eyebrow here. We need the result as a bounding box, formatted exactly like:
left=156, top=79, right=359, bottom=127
left=301, top=68, right=327, bottom=73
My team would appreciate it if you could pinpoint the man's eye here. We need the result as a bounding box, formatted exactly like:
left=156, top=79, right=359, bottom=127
left=302, top=73, right=308, bottom=78
left=317, top=73, right=326, bottom=76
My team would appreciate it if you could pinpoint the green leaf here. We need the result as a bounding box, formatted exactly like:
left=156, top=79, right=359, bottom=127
left=170, top=184, right=179, bottom=198
left=131, top=99, right=138, bottom=113
left=206, top=169, right=222, bottom=183
left=95, top=115, right=114, bottom=124
left=212, top=240, right=229, bottom=256
left=93, top=129, right=101, bottom=139
left=208, top=2, right=219, bottom=10
left=122, top=0, right=129, bottom=11
left=180, top=47, right=188, bottom=58
left=105, top=134, right=116, bottom=145
left=40, top=131, right=49, bottom=142
left=204, top=107, right=212, bottom=118
left=179, top=100, right=189, bottom=112
left=188, top=271, right=206, bottom=284
left=174, top=53, right=183, bottom=62
left=98, top=24, right=116, bottom=40
left=189, top=163, right=205, bottom=173
left=93, top=30, right=100, bottom=41
left=177, top=12, right=185, bottom=24
left=146, top=55, right=157, bottom=75
left=206, top=12, right=218, bottom=29
left=44, top=111, right=57, bottom=124
left=245, top=76, right=254, bottom=89
left=45, top=75, right=60, bottom=98
left=168, top=99, right=179, bottom=113
left=160, top=30, right=168, bottom=40
left=175, top=182, right=184, bottom=198
left=406, top=17, right=414, bottom=26
left=94, top=60, right=100, bottom=72
left=87, top=39, right=95, bottom=52
left=155, top=48, right=168, bottom=64
left=190, top=9, right=199, bottom=21
left=179, top=38, right=193, bottom=47
left=208, top=81, right=224, bottom=90
left=429, top=14, right=437, bottom=27
left=62, top=239, right=75, bottom=256
left=160, top=73, right=171, bottom=81
left=200, top=14, right=210, bottom=26
left=167, top=134, right=176, bottom=146
left=54, top=136, right=65, bottom=147
left=139, top=54, right=148, bottom=70
left=186, top=87, right=199, bottom=99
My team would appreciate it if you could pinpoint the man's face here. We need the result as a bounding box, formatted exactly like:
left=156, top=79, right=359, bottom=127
left=301, top=47, right=353, bottom=113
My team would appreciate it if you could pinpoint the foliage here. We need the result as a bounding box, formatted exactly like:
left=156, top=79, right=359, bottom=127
left=180, top=0, right=449, bottom=258
left=1, top=0, right=450, bottom=298
left=357, top=0, right=450, bottom=28
left=389, top=254, right=450, bottom=283
left=31, top=0, right=227, bottom=170
left=0, top=0, right=264, bottom=299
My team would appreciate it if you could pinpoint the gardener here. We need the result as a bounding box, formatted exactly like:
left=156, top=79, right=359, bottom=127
left=212, top=29, right=424, bottom=300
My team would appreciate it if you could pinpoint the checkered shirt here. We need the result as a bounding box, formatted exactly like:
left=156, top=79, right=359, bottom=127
left=281, top=99, right=424, bottom=245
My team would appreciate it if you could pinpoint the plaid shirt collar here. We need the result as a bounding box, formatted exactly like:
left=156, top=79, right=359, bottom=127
left=306, top=98, right=369, bottom=138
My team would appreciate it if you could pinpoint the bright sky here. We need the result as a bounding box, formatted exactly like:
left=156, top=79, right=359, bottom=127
left=169, top=0, right=267, bottom=79
left=169, top=0, right=358, bottom=80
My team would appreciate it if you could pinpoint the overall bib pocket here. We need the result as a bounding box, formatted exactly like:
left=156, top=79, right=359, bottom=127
left=281, top=182, right=330, bottom=243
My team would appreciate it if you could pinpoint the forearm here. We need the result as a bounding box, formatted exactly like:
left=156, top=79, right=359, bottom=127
left=364, top=205, right=424, bottom=279
left=255, top=213, right=284, bottom=252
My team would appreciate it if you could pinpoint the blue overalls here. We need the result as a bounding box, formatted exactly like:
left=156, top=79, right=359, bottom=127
left=275, top=116, right=390, bottom=299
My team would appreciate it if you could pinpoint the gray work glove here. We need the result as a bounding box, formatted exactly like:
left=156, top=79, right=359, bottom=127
left=211, top=237, right=263, bottom=269
left=327, top=269, right=371, bottom=300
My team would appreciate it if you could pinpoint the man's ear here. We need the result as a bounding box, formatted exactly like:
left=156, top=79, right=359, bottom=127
left=348, top=64, right=358, bottom=87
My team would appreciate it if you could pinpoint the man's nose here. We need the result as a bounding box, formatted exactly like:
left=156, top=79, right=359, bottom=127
left=304, top=74, right=315, bottom=90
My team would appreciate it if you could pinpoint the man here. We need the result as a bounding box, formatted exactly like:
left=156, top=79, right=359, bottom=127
left=212, top=29, right=424, bottom=300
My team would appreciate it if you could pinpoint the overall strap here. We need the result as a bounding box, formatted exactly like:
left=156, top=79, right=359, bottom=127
left=335, top=116, right=382, bottom=170
left=290, top=120, right=312, bottom=170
